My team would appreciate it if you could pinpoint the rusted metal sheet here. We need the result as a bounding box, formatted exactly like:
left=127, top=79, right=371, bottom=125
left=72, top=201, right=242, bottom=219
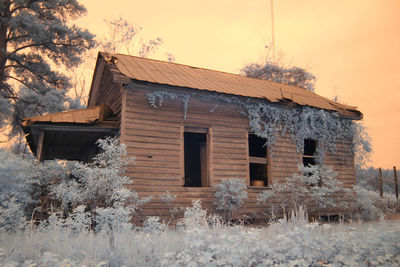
left=21, top=104, right=114, bottom=127
left=111, top=53, right=360, bottom=117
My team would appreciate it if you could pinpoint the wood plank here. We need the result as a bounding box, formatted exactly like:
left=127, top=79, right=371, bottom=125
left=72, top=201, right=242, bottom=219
left=213, top=142, right=247, bottom=149
left=125, top=101, right=247, bottom=120
left=125, top=140, right=179, bottom=151
left=125, top=129, right=180, bottom=139
left=213, top=153, right=247, bottom=160
left=36, top=130, right=45, bottom=162
left=249, top=156, right=268, bottom=164
left=125, top=106, right=249, bottom=127
left=123, top=135, right=180, bottom=144
left=124, top=123, right=180, bottom=134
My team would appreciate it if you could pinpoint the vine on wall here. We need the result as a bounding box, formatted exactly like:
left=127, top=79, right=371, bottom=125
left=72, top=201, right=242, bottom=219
left=147, top=90, right=362, bottom=163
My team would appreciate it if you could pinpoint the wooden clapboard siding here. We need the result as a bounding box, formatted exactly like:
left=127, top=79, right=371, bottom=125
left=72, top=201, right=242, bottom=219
left=325, top=139, right=356, bottom=189
left=119, top=83, right=357, bottom=218
left=121, top=85, right=253, bottom=216
left=89, top=62, right=123, bottom=122
left=268, top=134, right=299, bottom=184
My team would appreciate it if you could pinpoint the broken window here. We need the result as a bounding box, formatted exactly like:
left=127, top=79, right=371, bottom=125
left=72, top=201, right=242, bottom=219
left=184, top=130, right=209, bottom=187
left=303, top=139, right=316, bottom=167
left=248, top=133, right=268, bottom=187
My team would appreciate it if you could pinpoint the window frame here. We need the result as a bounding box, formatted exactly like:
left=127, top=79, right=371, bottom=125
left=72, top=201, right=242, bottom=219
left=247, top=132, right=271, bottom=188
left=302, top=138, right=317, bottom=167
left=181, top=126, right=212, bottom=187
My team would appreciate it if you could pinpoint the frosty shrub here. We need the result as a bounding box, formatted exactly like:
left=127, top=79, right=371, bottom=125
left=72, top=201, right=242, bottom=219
left=1, top=214, right=400, bottom=265
left=178, top=200, right=207, bottom=229
left=0, top=149, right=35, bottom=205
left=64, top=205, right=91, bottom=234
left=354, top=185, right=399, bottom=221
left=267, top=205, right=309, bottom=234
left=160, top=191, right=179, bottom=221
left=0, top=196, right=26, bottom=232
left=0, top=148, right=72, bottom=231
left=212, top=178, right=248, bottom=220
left=142, top=216, right=168, bottom=233
left=258, top=164, right=354, bottom=217
left=50, top=137, right=151, bottom=231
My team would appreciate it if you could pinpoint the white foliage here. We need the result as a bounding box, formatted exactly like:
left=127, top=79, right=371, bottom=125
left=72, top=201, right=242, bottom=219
left=241, top=61, right=316, bottom=91
left=1, top=0, right=96, bottom=132
left=0, top=149, right=72, bottom=230
left=212, top=178, right=248, bottom=220
left=74, top=137, right=134, bottom=207
left=0, top=149, right=37, bottom=205
left=354, top=186, right=399, bottom=221
left=51, top=137, right=134, bottom=207
left=160, top=191, right=177, bottom=203
left=147, top=90, right=368, bottom=163
left=1, top=213, right=400, bottom=266
left=64, top=205, right=91, bottom=234
left=142, top=216, right=168, bottom=233
left=51, top=179, right=83, bottom=212
left=0, top=196, right=26, bottom=232
left=179, top=200, right=208, bottom=229
left=258, top=164, right=353, bottom=215
left=160, top=191, right=179, bottom=220
left=94, top=205, right=132, bottom=232
left=49, top=137, right=151, bottom=232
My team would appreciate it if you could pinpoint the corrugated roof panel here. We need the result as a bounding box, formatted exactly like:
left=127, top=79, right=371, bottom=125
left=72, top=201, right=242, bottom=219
left=110, top=54, right=360, bottom=117
left=147, top=62, right=177, bottom=85
left=131, top=58, right=163, bottom=82
left=21, top=105, right=115, bottom=127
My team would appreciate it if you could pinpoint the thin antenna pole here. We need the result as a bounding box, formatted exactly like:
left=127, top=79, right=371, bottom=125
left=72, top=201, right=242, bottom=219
left=270, top=0, right=276, bottom=62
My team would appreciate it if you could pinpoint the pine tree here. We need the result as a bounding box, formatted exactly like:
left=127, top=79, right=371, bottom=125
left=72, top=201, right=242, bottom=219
left=0, top=0, right=96, bottom=131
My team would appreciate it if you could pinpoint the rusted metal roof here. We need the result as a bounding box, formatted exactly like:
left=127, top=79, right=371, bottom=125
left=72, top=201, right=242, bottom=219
left=21, top=104, right=114, bottom=127
left=108, top=53, right=361, bottom=118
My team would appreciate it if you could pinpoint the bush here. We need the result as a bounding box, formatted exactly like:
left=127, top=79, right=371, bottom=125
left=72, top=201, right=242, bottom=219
left=354, top=185, right=399, bottom=221
left=0, top=148, right=72, bottom=231
left=178, top=200, right=208, bottom=228
left=212, top=178, right=248, bottom=220
left=50, top=137, right=151, bottom=231
left=258, top=164, right=353, bottom=217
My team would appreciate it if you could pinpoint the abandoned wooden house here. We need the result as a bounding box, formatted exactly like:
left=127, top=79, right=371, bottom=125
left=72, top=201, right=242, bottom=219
left=21, top=52, right=362, bottom=217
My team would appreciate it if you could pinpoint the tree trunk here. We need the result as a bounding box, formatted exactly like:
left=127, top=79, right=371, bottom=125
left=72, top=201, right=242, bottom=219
left=0, top=0, right=11, bottom=87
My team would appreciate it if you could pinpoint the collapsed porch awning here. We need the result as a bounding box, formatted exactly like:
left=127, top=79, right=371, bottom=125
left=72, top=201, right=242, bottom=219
left=21, top=104, right=119, bottom=161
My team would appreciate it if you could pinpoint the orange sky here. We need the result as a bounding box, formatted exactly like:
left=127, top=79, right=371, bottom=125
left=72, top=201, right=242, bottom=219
left=77, top=0, right=400, bottom=168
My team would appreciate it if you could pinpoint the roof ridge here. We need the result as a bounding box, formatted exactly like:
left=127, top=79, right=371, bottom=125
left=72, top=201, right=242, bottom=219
left=109, top=52, right=314, bottom=92
left=97, top=52, right=361, bottom=118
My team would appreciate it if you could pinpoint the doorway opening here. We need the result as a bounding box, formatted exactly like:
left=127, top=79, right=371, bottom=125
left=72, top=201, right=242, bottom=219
left=184, top=132, right=208, bottom=187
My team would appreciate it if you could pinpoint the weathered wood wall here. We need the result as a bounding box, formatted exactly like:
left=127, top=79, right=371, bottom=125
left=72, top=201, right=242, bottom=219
left=88, top=60, right=123, bottom=122
left=120, top=83, right=356, bottom=218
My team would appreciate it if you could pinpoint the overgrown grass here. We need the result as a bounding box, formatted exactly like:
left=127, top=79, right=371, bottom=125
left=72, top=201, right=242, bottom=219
left=1, top=208, right=399, bottom=266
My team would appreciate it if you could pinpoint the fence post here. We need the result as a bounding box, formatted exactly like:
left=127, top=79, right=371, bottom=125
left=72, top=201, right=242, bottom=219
left=378, top=167, right=383, bottom=198
left=394, top=166, right=399, bottom=200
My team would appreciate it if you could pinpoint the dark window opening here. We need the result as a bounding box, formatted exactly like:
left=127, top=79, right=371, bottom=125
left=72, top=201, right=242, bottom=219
left=250, top=163, right=268, bottom=186
left=303, top=139, right=316, bottom=167
left=184, top=132, right=207, bottom=187
left=249, top=134, right=267, bottom=157
left=248, top=133, right=268, bottom=186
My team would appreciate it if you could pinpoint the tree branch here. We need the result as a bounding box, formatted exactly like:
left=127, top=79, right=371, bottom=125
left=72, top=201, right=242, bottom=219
left=10, top=41, right=79, bottom=55
left=9, top=0, right=40, bottom=15
left=4, top=75, right=39, bottom=94
left=5, top=62, right=55, bottom=87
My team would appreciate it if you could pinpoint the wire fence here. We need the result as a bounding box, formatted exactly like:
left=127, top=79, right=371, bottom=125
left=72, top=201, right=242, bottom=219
left=378, top=167, right=399, bottom=200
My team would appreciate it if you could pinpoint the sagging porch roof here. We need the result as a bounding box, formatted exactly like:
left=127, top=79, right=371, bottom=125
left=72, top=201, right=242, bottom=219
left=21, top=104, right=118, bottom=161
